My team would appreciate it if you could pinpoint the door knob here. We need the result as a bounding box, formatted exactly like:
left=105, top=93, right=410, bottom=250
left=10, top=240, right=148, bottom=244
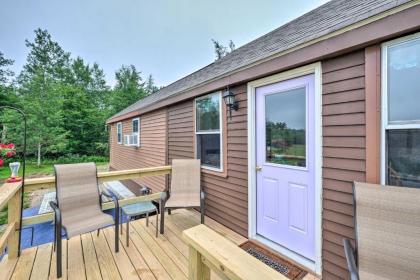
left=256, top=166, right=262, bottom=172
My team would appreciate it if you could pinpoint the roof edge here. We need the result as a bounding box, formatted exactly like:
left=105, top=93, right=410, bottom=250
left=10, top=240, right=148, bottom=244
left=107, top=0, right=420, bottom=124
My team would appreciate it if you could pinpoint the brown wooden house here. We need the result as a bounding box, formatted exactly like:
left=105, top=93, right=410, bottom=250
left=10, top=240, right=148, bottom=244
left=107, top=0, right=420, bottom=278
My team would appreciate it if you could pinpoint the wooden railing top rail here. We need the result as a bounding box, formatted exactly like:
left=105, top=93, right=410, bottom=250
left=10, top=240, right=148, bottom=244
left=0, top=182, right=22, bottom=211
left=24, top=165, right=172, bottom=191
left=0, top=181, right=22, bottom=259
left=22, top=191, right=165, bottom=226
left=183, top=225, right=287, bottom=280
left=0, top=165, right=172, bottom=210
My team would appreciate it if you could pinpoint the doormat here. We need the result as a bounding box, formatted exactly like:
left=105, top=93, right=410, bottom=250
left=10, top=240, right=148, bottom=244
left=240, top=241, right=307, bottom=280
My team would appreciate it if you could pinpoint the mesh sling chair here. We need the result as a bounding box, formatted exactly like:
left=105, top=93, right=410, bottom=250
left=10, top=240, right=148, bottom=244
left=343, top=182, right=420, bottom=280
left=50, top=163, right=119, bottom=278
left=164, top=159, right=205, bottom=223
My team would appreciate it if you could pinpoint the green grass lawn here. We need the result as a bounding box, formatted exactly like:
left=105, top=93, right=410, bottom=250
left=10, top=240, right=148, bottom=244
left=269, top=144, right=306, bottom=166
left=0, top=160, right=109, bottom=181
left=0, top=159, right=109, bottom=226
left=0, top=163, right=52, bottom=181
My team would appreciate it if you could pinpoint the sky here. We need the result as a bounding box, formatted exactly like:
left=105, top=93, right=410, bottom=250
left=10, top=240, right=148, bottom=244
left=0, top=0, right=329, bottom=87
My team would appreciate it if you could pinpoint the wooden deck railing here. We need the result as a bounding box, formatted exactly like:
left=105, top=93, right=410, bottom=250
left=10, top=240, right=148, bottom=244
left=0, top=165, right=172, bottom=259
left=0, top=182, right=21, bottom=259
left=183, top=225, right=287, bottom=280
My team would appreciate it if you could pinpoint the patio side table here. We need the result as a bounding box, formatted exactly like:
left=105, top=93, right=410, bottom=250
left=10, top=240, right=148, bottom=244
left=120, top=196, right=160, bottom=247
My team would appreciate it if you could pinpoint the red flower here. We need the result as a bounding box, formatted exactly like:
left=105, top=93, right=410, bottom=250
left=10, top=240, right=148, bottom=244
left=7, top=143, right=15, bottom=149
left=0, top=158, right=3, bottom=167
left=6, top=151, right=13, bottom=158
left=0, top=144, right=6, bottom=149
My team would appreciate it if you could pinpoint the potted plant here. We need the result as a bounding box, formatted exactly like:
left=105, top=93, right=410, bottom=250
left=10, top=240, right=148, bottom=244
left=0, top=143, right=20, bottom=182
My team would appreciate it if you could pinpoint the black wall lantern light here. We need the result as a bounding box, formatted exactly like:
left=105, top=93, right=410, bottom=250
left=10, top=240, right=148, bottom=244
left=222, top=88, right=238, bottom=119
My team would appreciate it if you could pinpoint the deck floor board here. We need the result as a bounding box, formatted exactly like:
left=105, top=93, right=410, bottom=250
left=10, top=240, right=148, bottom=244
left=80, top=233, right=102, bottom=280
left=130, top=221, right=186, bottom=280
left=91, top=230, right=122, bottom=280
left=11, top=247, right=37, bottom=280
left=1, top=209, right=247, bottom=280
left=30, top=243, right=52, bottom=280
left=103, top=228, right=140, bottom=280
left=67, top=235, right=86, bottom=280
left=138, top=220, right=188, bottom=275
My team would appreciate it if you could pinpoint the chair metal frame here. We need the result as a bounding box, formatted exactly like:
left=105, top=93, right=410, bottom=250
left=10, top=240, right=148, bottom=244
left=50, top=165, right=120, bottom=278
left=342, top=183, right=359, bottom=280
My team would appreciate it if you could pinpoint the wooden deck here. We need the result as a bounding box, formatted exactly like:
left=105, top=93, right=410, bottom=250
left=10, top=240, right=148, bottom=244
left=0, top=209, right=247, bottom=280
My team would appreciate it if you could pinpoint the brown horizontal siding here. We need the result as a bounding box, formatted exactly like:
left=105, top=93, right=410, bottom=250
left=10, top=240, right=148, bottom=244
left=167, top=85, right=248, bottom=237
left=321, top=50, right=366, bottom=279
left=107, top=49, right=376, bottom=278
left=167, top=101, right=195, bottom=162
left=109, top=108, right=167, bottom=193
left=322, top=89, right=365, bottom=105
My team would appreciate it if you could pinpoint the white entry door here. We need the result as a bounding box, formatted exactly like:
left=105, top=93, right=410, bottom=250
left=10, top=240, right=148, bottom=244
left=255, top=74, right=316, bottom=261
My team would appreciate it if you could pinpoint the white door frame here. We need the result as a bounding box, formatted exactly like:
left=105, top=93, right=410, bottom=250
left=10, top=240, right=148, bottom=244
left=247, top=62, right=323, bottom=274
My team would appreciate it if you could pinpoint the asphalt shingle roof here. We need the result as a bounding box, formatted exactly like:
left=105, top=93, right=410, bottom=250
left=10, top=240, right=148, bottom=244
left=110, top=0, right=411, bottom=121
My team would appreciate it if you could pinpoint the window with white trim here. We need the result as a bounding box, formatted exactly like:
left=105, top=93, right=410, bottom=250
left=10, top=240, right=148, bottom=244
left=382, top=33, right=420, bottom=188
left=124, top=118, right=140, bottom=147
left=195, top=92, right=222, bottom=171
left=117, top=122, right=122, bottom=144
left=132, top=117, right=140, bottom=146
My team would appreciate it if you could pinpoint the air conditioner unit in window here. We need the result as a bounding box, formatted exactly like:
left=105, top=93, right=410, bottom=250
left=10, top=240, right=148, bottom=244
left=124, top=134, right=139, bottom=147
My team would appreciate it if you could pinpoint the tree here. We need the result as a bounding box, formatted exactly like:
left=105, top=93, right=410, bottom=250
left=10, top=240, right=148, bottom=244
left=145, top=74, right=159, bottom=94
left=71, top=56, right=91, bottom=88
left=88, top=63, right=111, bottom=155
left=0, top=52, right=17, bottom=107
left=16, top=29, right=70, bottom=166
left=90, top=62, right=110, bottom=110
left=63, top=58, right=110, bottom=156
left=1, top=28, right=162, bottom=162
left=211, top=39, right=235, bottom=60
left=111, top=65, right=148, bottom=113
left=0, top=52, right=14, bottom=84
left=228, top=40, right=235, bottom=52
left=0, top=51, right=18, bottom=143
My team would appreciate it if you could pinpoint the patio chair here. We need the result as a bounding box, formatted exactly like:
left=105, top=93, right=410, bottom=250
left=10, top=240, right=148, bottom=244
left=343, top=182, right=420, bottom=280
left=164, top=159, right=205, bottom=223
left=50, top=162, right=119, bottom=278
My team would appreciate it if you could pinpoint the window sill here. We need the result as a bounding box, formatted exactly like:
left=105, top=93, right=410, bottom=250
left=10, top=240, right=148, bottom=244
left=201, top=167, right=228, bottom=178
left=123, top=144, right=140, bottom=148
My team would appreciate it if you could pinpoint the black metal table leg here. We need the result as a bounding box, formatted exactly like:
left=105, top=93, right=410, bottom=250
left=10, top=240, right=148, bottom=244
left=160, top=199, right=165, bottom=234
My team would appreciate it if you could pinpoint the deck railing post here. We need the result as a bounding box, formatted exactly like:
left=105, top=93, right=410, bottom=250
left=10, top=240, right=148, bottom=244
left=8, top=188, right=22, bottom=259
left=188, top=246, right=210, bottom=280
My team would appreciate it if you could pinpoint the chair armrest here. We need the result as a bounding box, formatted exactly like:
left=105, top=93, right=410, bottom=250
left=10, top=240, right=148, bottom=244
left=49, top=201, right=61, bottom=226
left=343, top=238, right=359, bottom=280
left=101, top=192, right=119, bottom=210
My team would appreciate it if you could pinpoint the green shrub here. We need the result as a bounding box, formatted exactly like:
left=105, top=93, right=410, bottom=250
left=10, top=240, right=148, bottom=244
left=26, top=155, right=109, bottom=165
